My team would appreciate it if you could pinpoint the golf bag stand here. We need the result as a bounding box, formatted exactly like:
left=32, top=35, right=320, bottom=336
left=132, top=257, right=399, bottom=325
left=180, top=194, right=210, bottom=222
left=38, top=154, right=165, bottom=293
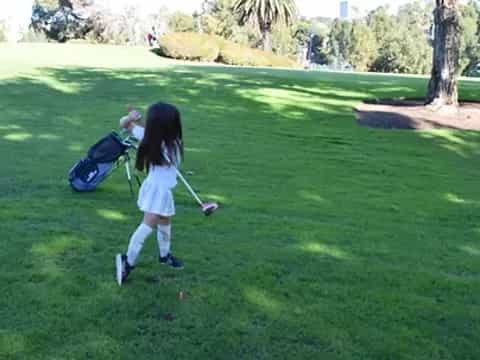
left=122, top=149, right=141, bottom=197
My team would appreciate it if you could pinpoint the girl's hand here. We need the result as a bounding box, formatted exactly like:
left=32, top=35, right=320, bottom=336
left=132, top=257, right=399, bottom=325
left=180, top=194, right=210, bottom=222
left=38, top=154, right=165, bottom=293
left=120, top=107, right=143, bottom=130
left=119, top=115, right=133, bottom=129
left=128, top=110, right=142, bottom=122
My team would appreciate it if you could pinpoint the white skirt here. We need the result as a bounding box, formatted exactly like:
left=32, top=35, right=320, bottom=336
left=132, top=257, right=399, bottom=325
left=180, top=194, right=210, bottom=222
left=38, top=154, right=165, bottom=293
left=137, top=179, right=175, bottom=217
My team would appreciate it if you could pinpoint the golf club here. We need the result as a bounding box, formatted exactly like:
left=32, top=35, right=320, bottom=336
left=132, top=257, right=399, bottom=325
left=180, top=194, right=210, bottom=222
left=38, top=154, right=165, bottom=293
left=122, top=109, right=219, bottom=216
left=161, top=150, right=219, bottom=217
left=174, top=168, right=219, bottom=216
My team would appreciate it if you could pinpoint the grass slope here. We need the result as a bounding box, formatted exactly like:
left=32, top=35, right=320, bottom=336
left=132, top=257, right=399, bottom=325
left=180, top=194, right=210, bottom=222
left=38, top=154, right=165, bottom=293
left=1, top=43, right=479, bottom=360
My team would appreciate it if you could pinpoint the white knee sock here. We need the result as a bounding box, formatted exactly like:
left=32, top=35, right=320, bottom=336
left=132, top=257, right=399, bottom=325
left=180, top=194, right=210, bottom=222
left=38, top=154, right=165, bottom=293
left=157, top=224, right=171, bottom=258
left=126, top=223, right=153, bottom=266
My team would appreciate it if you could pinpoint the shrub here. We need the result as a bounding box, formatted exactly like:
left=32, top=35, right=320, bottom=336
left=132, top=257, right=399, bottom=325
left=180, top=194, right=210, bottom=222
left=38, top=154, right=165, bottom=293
left=158, top=32, right=220, bottom=62
left=217, top=41, right=258, bottom=65
left=219, top=42, right=295, bottom=67
left=67, top=38, right=91, bottom=44
left=157, top=32, right=297, bottom=68
left=19, top=30, right=50, bottom=43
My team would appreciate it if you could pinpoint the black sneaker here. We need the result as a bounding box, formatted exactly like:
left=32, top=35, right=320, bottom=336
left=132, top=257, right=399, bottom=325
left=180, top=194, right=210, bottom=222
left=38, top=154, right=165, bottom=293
left=116, top=254, right=134, bottom=286
left=159, top=253, right=184, bottom=269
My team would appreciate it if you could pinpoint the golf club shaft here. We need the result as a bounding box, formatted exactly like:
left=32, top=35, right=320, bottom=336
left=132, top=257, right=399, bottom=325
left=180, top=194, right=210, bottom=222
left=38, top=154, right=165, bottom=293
left=121, top=127, right=205, bottom=207
left=125, top=158, right=132, bottom=181
left=175, top=169, right=204, bottom=206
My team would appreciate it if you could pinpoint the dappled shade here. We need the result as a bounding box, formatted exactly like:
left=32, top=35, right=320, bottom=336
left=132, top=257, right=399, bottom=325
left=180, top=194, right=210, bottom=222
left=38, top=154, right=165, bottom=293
left=355, top=98, right=480, bottom=130
left=1, top=44, right=479, bottom=359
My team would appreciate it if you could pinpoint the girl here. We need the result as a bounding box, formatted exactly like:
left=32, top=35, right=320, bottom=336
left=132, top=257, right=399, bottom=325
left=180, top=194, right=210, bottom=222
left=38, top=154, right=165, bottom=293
left=116, top=102, right=184, bottom=286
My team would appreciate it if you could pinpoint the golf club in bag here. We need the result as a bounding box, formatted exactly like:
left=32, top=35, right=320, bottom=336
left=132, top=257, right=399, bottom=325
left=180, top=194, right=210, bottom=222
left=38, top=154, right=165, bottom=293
left=68, top=132, right=141, bottom=196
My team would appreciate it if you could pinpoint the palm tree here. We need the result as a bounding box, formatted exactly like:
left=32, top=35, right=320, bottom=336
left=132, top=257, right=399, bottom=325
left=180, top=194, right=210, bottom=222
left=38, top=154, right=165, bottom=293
left=426, top=0, right=461, bottom=108
left=233, top=0, right=297, bottom=52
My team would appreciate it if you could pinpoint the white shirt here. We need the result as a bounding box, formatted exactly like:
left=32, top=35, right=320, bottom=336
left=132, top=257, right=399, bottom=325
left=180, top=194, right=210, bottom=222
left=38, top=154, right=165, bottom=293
left=132, top=125, right=179, bottom=189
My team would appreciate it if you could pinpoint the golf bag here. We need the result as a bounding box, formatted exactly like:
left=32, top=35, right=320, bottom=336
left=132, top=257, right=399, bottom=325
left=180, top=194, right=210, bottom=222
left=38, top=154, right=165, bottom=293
left=68, top=132, right=133, bottom=192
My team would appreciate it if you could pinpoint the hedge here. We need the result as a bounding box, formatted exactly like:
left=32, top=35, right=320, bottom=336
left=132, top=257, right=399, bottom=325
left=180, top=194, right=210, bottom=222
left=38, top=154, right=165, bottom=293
left=156, top=32, right=297, bottom=68
left=158, top=32, right=220, bottom=62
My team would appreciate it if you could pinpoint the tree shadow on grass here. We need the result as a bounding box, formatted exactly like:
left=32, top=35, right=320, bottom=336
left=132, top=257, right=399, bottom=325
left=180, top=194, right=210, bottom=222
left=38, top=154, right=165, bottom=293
left=0, top=65, right=479, bottom=359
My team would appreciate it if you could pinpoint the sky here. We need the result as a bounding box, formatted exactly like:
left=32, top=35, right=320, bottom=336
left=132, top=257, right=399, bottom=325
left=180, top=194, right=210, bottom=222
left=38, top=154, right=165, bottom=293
left=99, top=0, right=415, bottom=18
left=1, top=0, right=417, bottom=22
left=0, top=0, right=423, bottom=41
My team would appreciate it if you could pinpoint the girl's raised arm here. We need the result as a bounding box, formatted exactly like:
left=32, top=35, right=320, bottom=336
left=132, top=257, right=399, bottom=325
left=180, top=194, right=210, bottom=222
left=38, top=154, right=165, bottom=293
left=120, top=109, right=144, bottom=139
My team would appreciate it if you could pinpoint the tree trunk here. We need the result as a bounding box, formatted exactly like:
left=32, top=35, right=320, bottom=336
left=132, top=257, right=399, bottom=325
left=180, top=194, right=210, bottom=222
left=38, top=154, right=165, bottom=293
left=260, top=23, right=272, bottom=52
left=426, top=0, right=461, bottom=108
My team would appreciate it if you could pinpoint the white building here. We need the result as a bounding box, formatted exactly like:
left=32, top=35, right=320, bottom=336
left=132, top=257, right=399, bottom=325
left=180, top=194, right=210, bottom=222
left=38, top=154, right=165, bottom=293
left=339, top=1, right=350, bottom=20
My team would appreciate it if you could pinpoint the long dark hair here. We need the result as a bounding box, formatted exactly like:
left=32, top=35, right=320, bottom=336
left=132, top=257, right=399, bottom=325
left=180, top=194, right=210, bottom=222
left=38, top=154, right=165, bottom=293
left=136, top=102, right=183, bottom=171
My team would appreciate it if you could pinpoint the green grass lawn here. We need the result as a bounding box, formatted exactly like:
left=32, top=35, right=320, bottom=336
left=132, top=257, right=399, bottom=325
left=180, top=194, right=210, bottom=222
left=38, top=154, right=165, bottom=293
left=1, top=43, right=479, bottom=360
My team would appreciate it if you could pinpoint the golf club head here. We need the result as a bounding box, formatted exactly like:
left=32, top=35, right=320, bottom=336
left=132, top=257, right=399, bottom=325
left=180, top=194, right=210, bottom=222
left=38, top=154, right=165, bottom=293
left=201, top=202, right=219, bottom=216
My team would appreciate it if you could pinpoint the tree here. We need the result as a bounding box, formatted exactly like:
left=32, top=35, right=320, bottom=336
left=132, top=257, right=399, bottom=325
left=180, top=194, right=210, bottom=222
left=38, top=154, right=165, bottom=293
left=35, top=0, right=92, bottom=9
left=168, top=11, right=195, bottom=33
left=426, top=0, right=462, bottom=108
left=85, top=4, right=167, bottom=45
left=233, top=0, right=297, bottom=51
left=397, top=0, right=433, bottom=29
left=370, top=2, right=432, bottom=74
left=349, top=21, right=377, bottom=71
left=396, top=1, right=433, bottom=74
left=367, top=6, right=396, bottom=48
left=371, top=31, right=432, bottom=74
left=270, top=23, right=297, bottom=56
left=459, top=1, right=480, bottom=74
left=293, top=19, right=329, bottom=63
left=200, top=0, right=259, bottom=47
left=327, top=19, right=352, bottom=66
left=31, top=1, right=93, bottom=42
